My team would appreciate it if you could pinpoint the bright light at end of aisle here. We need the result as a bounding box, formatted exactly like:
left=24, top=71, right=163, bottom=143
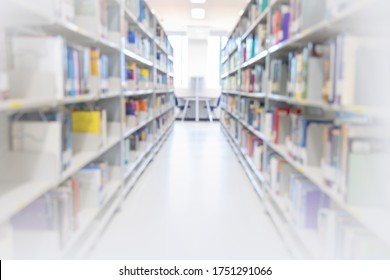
left=190, top=0, right=207, bottom=3
left=191, top=8, right=206, bottom=20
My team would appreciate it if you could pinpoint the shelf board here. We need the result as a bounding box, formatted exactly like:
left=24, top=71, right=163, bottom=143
left=124, top=117, right=154, bottom=138
left=156, top=65, right=168, bottom=74
left=268, top=93, right=388, bottom=118
left=155, top=106, right=174, bottom=119
left=0, top=92, right=122, bottom=114
left=241, top=50, right=268, bottom=68
left=221, top=66, right=240, bottom=79
left=221, top=90, right=241, bottom=95
left=124, top=144, right=154, bottom=180
left=123, top=48, right=154, bottom=67
left=124, top=89, right=154, bottom=97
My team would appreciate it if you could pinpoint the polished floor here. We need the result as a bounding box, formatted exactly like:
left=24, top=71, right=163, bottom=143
left=89, top=122, right=291, bottom=259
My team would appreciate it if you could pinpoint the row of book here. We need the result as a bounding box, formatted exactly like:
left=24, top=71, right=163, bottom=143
left=9, top=161, right=117, bottom=258
left=222, top=95, right=240, bottom=115
left=266, top=150, right=388, bottom=259
left=125, top=0, right=154, bottom=32
left=223, top=100, right=388, bottom=208
left=125, top=98, right=151, bottom=129
left=268, top=33, right=388, bottom=106
left=238, top=0, right=269, bottom=38
left=156, top=51, right=168, bottom=73
left=242, top=64, right=267, bottom=93
left=242, top=24, right=267, bottom=63
left=156, top=25, right=169, bottom=53
left=156, top=73, right=168, bottom=90
left=264, top=107, right=387, bottom=207
left=126, top=30, right=153, bottom=61
left=221, top=75, right=239, bottom=92
left=7, top=36, right=119, bottom=102
left=240, top=98, right=264, bottom=132
left=10, top=108, right=109, bottom=176
left=222, top=52, right=240, bottom=74
left=155, top=94, right=174, bottom=115
left=222, top=112, right=390, bottom=259
left=124, top=127, right=152, bottom=166
left=126, top=63, right=152, bottom=90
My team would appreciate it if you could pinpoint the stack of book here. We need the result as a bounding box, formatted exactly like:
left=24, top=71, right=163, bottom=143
left=125, top=98, right=150, bottom=128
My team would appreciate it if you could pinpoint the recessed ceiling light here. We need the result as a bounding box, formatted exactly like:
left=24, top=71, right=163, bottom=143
left=190, top=0, right=206, bottom=3
left=191, top=8, right=205, bottom=19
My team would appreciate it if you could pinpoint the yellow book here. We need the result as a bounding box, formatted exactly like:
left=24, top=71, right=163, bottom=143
left=90, top=49, right=100, bottom=77
left=71, top=111, right=101, bottom=134
left=140, top=68, right=149, bottom=79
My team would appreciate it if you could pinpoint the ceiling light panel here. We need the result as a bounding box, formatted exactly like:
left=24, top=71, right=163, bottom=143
left=190, top=0, right=206, bottom=3
left=191, top=8, right=205, bottom=19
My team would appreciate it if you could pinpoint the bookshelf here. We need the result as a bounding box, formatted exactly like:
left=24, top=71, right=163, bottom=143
left=0, top=0, right=174, bottom=259
left=220, top=0, right=390, bottom=259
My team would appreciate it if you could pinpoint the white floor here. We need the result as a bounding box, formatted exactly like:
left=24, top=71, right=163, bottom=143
left=89, top=122, right=291, bottom=259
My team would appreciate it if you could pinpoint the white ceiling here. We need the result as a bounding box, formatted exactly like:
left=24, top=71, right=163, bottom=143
left=145, top=0, right=249, bottom=34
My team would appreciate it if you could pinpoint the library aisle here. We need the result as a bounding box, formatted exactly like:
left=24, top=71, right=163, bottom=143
left=89, top=122, right=291, bottom=260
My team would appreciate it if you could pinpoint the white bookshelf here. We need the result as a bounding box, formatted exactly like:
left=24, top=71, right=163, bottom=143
left=220, top=0, right=390, bottom=259
left=0, top=0, right=175, bottom=259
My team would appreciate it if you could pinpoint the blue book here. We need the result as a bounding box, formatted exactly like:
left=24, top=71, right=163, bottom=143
left=67, top=46, right=75, bottom=97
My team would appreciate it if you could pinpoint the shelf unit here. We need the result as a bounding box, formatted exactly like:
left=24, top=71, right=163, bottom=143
left=0, top=0, right=175, bottom=259
left=220, top=0, right=390, bottom=259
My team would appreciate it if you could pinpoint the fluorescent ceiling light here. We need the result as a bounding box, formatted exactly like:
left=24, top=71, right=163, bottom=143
left=190, top=0, right=206, bottom=3
left=191, top=8, right=205, bottom=19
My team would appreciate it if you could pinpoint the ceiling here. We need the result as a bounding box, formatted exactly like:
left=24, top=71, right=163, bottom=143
left=145, top=0, right=249, bottom=34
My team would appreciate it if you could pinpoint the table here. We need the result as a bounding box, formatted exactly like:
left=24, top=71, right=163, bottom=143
left=181, top=96, right=215, bottom=122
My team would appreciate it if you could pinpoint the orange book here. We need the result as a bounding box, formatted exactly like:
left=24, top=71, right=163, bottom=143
left=90, top=48, right=100, bottom=77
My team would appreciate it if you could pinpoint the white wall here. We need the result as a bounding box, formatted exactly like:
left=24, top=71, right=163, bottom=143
left=171, top=34, right=222, bottom=99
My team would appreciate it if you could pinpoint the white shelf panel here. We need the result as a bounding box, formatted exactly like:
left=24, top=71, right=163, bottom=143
left=124, top=49, right=154, bottom=67
left=0, top=93, right=122, bottom=114
left=124, top=89, right=154, bottom=97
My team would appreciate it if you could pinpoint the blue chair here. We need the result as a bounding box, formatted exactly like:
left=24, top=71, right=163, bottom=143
left=174, top=95, right=190, bottom=120
left=204, top=96, right=221, bottom=122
